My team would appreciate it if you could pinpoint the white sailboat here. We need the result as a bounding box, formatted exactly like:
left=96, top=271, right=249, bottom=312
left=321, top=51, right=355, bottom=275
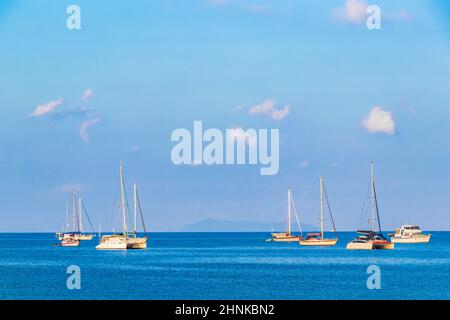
left=300, top=177, right=338, bottom=246
left=96, top=161, right=148, bottom=250
left=56, top=192, right=95, bottom=242
left=347, top=161, right=394, bottom=250
left=270, top=189, right=302, bottom=242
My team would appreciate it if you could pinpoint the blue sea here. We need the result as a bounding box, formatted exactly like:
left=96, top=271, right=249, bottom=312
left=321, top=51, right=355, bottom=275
left=0, top=232, right=449, bottom=300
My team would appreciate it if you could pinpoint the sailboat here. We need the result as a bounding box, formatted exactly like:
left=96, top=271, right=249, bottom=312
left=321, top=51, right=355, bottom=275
left=270, top=189, right=302, bottom=242
left=299, top=177, right=338, bottom=246
left=56, top=192, right=96, bottom=242
left=96, top=161, right=148, bottom=250
left=347, top=161, right=394, bottom=250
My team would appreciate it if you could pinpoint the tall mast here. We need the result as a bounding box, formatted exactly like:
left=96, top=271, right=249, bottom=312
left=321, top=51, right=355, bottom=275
left=371, top=161, right=376, bottom=232
left=134, top=183, right=137, bottom=234
left=288, top=188, right=291, bottom=235
left=65, top=201, right=69, bottom=232
left=119, top=161, right=127, bottom=235
left=72, top=191, right=76, bottom=232
left=79, top=197, right=83, bottom=233
left=320, top=177, right=324, bottom=239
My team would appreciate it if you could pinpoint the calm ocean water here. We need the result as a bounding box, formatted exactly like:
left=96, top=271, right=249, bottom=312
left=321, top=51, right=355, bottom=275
left=0, top=232, right=449, bottom=300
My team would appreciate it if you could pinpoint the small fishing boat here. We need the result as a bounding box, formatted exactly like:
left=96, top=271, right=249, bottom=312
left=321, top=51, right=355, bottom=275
left=299, top=177, right=338, bottom=246
left=389, top=224, right=431, bottom=243
left=270, top=189, right=302, bottom=242
left=96, top=162, right=148, bottom=250
left=347, top=161, right=394, bottom=250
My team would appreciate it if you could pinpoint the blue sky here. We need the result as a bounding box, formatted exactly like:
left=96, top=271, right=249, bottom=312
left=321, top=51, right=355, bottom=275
left=0, top=0, right=450, bottom=232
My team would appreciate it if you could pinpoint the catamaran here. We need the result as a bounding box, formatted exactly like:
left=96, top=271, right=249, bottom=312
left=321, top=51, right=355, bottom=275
left=56, top=192, right=95, bottom=243
left=269, top=189, right=302, bottom=242
left=347, top=161, right=394, bottom=250
left=389, top=224, right=431, bottom=243
left=96, top=162, right=148, bottom=250
left=299, top=177, right=338, bottom=246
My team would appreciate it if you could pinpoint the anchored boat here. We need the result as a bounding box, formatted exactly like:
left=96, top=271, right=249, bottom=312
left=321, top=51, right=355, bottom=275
left=270, top=189, right=302, bottom=242
left=56, top=192, right=96, bottom=245
left=389, top=224, right=431, bottom=243
left=300, top=177, right=338, bottom=246
left=96, top=162, right=148, bottom=250
left=347, top=161, right=394, bottom=250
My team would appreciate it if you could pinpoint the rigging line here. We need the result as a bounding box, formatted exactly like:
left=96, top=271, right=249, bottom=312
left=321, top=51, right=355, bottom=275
left=357, top=181, right=371, bottom=230
left=109, top=179, right=119, bottom=234
left=122, top=175, right=134, bottom=231
left=373, top=181, right=382, bottom=232
left=74, top=197, right=80, bottom=233
left=81, top=200, right=96, bottom=233
left=290, top=193, right=303, bottom=236
left=322, top=183, right=337, bottom=233
left=136, top=188, right=147, bottom=234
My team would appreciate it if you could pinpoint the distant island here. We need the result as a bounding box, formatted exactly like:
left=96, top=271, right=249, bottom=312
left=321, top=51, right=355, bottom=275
left=178, top=219, right=318, bottom=232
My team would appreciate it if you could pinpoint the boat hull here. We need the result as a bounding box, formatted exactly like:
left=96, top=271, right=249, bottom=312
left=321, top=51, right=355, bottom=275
left=126, top=237, right=148, bottom=249
left=271, top=236, right=302, bottom=242
left=95, top=235, right=127, bottom=250
left=372, top=241, right=394, bottom=250
left=346, top=242, right=374, bottom=250
left=299, top=238, right=338, bottom=246
left=391, top=234, right=431, bottom=243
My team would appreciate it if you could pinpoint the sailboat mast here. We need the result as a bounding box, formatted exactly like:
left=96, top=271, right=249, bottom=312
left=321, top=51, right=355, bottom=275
left=79, top=197, right=83, bottom=233
left=119, top=161, right=128, bottom=235
left=320, top=177, right=324, bottom=239
left=72, top=191, right=76, bottom=232
left=134, top=183, right=137, bottom=234
left=288, top=188, right=291, bottom=235
left=65, top=201, right=69, bottom=232
left=371, top=161, right=376, bottom=232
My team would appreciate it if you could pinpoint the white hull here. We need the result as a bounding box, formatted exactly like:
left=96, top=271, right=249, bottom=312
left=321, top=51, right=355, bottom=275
left=96, top=235, right=127, bottom=250
left=270, top=233, right=302, bottom=242
left=346, top=240, right=394, bottom=250
left=346, top=242, right=374, bottom=250
left=300, top=238, right=338, bottom=246
left=95, top=235, right=148, bottom=250
left=391, top=234, right=431, bottom=243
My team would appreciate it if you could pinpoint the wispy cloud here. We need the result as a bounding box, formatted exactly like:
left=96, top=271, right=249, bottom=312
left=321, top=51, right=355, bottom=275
left=131, top=145, right=141, bottom=153
left=298, top=160, right=310, bottom=169
left=30, top=98, right=64, bottom=117
left=249, top=99, right=290, bottom=121
left=79, top=116, right=101, bottom=142
left=81, top=88, right=94, bottom=100
left=332, top=0, right=368, bottom=24
left=52, top=183, right=82, bottom=194
left=227, top=127, right=257, bottom=147
left=332, top=0, right=412, bottom=25
left=362, top=106, right=396, bottom=135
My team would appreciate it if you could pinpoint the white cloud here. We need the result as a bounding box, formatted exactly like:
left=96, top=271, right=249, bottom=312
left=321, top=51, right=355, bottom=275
left=362, top=106, right=396, bottom=135
left=52, top=183, right=82, bottom=194
left=82, top=89, right=94, bottom=100
left=298, top=160, right=310, bottom=169
left=227, top=127, right=257, bottom=147
left=249, top=99, right=290, bottom=121
left=79, top=116, right=101, bottom=142
left=131, top=145, right=141, bottom=153
left=333, top=0, right=412, bottom=25
left=30, top=98, right=64, bottom=117
left=333, top=0, right=367, bottom=24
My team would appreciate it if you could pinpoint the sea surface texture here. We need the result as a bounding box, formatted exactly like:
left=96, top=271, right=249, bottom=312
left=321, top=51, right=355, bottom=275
left=0, top=232, right=448, bottom=299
